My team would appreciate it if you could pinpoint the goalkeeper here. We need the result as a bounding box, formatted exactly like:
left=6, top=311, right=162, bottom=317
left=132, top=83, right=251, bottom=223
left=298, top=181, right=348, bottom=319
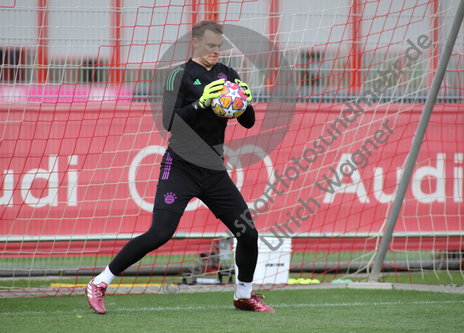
left=86, top=20, right=275, bottom=314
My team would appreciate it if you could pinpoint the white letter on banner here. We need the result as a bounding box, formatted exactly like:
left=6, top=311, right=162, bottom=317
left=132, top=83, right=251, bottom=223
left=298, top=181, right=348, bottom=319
left=411, top=153, right=445, bottom=203
left=323, top=153, right=370, bottom=204
left=0, top=170, right=14, bottom=206
left=373, top=167, right=402, bottom=203
left=21, top=155, right=59, bottom=208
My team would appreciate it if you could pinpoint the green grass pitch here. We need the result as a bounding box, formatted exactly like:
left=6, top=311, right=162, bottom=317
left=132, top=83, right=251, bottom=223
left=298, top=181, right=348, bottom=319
left=1, top=288, right=463, bottom=333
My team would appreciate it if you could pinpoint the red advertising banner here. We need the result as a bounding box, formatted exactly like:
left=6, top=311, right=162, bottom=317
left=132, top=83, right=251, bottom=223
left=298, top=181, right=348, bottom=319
left=1, top=102, right=463, bottom=255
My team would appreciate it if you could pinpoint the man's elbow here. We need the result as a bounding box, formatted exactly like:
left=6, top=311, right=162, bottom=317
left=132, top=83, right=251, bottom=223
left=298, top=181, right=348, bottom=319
left=242, top=120, right=255, bottom=129
left=162, top=113, right=173, bottom=132
left=163, top=121, right=172, bottom=132
left=241, top=111, right=255, bottom=128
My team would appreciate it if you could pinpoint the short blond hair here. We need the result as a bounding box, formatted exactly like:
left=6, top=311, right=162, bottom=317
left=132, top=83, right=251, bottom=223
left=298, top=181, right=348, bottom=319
left=192, top=20, right=223, bottom=40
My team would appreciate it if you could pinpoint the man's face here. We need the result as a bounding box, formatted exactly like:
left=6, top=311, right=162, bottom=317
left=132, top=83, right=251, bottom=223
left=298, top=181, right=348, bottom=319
left=193, top=29, right=223, bottom=69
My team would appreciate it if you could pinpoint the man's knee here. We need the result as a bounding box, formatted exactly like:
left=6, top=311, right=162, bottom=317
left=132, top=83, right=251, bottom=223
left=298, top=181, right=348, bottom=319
left=236, top=226, right=258, bottom=244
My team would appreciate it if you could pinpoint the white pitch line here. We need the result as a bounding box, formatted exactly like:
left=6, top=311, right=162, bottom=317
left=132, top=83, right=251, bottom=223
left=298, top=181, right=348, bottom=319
left=0, top=299, right=463, bottom=316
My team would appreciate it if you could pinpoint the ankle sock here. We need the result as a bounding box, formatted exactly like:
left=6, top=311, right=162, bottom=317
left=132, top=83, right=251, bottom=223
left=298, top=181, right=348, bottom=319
left=93, top=266, right=116, bottom=286
left=235, top=280, right=252, bottom=299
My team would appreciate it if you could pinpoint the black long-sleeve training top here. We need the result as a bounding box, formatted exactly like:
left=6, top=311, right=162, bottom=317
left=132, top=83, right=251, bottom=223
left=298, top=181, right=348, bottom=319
left=162, top=59, right=255, bottom=168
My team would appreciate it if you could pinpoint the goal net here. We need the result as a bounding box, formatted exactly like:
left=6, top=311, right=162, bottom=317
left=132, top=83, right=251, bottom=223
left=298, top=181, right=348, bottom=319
left=1, top=0, right=463, bottom=296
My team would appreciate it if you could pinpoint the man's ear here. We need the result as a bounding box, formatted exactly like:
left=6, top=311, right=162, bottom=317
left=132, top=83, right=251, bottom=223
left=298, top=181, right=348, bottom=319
left=192, top=38, right=199, bottom=49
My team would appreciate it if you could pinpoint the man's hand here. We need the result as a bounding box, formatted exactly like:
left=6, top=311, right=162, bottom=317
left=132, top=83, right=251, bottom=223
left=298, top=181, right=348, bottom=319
left=199, top=78, right=225, bottom=109
left=235, top=79, right=252, bottom=103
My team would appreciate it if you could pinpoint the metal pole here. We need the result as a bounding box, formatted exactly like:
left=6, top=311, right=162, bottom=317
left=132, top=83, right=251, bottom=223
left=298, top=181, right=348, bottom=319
left=110, top=0, right=122, bottom=84
left=268, top=0, right=280, bottom=86
left=430, top=0, right=440, bottom=88
left=190, top=0, right=199, bottom=29
left=37, top=0, right=49, bottom=84
left=350, top=0, right=362, bottom=93
left=205, top=0, right=218, bottom=22
left=368, top=0, right=464, bottom=282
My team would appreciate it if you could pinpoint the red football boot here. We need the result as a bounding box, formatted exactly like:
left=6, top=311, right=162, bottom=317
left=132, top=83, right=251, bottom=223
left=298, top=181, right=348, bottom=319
left=233, top=292, right=276, bottom=313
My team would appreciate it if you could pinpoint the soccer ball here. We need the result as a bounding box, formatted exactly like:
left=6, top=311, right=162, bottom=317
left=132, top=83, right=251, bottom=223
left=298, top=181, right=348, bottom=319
left=212, top=81, right=248, bottom=119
